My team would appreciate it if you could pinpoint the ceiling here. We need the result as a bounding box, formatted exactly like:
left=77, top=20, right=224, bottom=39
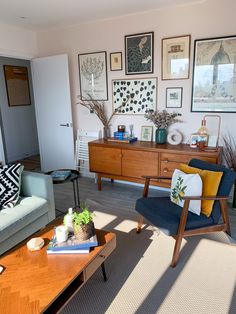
left=0, top=0, right=204, bottom=32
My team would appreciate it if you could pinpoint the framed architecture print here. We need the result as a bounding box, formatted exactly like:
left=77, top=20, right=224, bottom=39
left=141, top=126, right=153, bottom=141
left=191, top=35, right=236, bottom=112
left=162, top=35, right=190, bottom=80
left=3, top=65, right=31, bottom=106
left=125, top=32, right=154, bottom=75
left=78, top=51, right=108, bottom=100
left=166, top=87, right=183, bottom=108
left=112, top=78, right=157, bottom=114
left=110, top=52, right=122, bottom=71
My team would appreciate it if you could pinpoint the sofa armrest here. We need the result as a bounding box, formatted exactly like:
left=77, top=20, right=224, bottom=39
left=21, top=171, right=55, bottom=222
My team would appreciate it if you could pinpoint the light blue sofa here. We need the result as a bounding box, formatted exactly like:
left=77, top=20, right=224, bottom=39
left=0, top=171, right=56, bottom=255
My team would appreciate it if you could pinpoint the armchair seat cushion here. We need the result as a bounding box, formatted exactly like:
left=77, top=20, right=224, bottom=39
left=135, top=196, right=214, bottom=236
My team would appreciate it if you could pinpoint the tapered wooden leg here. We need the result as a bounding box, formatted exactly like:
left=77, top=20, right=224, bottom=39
left=220, top=199, right=231, bottom=236
left=136, top=216, right=144, bottom=233
left=97, top=174, right=102, bottom=191
left=171, top=235, right=183, bottom=267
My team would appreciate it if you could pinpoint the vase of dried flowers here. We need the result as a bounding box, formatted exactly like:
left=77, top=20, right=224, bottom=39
left=78, top=94, right=129, bottom=140
left=145, top=110, right=182, bottom=144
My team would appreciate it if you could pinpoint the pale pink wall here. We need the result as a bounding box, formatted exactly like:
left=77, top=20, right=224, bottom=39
left=36, top=0, right=236, bottom=142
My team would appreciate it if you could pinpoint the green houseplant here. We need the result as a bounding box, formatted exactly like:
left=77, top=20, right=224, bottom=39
left=72, top=204, right=95, bottom=241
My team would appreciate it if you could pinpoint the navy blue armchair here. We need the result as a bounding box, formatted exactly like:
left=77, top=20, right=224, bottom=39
left=135, top=159, right=236, bottom=267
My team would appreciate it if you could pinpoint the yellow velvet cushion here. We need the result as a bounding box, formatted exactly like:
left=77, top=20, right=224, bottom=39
left=179, top=164, right=223, bottom=217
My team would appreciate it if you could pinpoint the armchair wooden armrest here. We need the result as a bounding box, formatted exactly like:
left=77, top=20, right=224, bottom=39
left=142, top=175, right=172, bottom=197
left=182, top=195, right=229, bottom=201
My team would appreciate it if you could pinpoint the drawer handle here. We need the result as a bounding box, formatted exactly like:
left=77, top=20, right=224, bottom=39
left=163, top=168, right=168, bottom=173
left=100, top=254, right=106, bottom=259
left=163, top=159, right=169, bottom=163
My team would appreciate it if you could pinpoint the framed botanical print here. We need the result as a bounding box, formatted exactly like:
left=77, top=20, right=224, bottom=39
left=110, top=52, right=122, bottom=71
left=166, top=87, right=183, bottom=108
left=141, top=126, right=153, bottom=141
left=78, top=51, right=108, bottom=100
left=191, top=35, right=236, bottom=112
left=162, top=35, right=190, bottom=80
left=3, top=65, right=31, bottom=106
left=112, top=78, right=157, bottom=114
left=125, top=32, right=154, bottom=75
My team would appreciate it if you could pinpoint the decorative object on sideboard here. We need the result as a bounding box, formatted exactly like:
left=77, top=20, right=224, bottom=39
left=78, top=94, right=128, bottom=139
left=167, top=130, right=183, bottom=145
left=144, top=110, right=182, bottom=144
left=140, top=126, right=153, bottom=141
left=162, top=35, right=191, bottom=80
left=125, top=31, right=154, bottom=75
left=222, top=133, right=236, bottom=208
left=117, top=125, right=125, bottom=133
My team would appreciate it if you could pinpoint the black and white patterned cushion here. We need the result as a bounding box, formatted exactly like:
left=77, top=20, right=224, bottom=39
left=0, top=163, right=24, bottom=209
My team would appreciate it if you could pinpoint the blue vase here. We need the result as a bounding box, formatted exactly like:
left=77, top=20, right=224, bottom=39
left=155, top=128, right=167, bottom=144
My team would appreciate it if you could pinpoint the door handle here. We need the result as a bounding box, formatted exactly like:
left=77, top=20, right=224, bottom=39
left=60, top=123, right=70, bottom=127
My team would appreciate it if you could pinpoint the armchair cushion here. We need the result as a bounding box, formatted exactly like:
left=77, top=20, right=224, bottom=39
left=170, top=169, right=202, bottom=215
left=189, top=159, right=236, bottom=223
left=180, top=164, right=223, bottom=217
left=135, top=196, right=214, bottom=236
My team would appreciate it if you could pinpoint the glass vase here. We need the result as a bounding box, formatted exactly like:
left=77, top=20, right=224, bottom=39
left=155, top=128, right=167, bottom=144
left=103, top=126, right=111, bottom=140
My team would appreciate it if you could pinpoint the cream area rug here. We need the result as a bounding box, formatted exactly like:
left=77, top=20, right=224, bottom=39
left=61, top=200, right=236, bottom=314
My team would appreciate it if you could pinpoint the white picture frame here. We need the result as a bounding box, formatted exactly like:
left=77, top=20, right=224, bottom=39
left=141, top=126, right=153, bottom=141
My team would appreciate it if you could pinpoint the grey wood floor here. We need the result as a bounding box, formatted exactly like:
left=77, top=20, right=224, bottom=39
left=53, top=176, right=236, bottom=241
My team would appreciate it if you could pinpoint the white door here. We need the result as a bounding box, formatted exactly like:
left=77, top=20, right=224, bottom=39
left=31, top=54, right=74, bottom=172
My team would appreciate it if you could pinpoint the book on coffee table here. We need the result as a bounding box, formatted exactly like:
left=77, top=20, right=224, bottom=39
left=47, top=233, right=98, bottom=253
left=47, top=248, right=90, bottom=254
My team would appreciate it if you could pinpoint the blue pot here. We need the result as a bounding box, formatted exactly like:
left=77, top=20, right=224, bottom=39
left=155, top=128, right=167, bottom=144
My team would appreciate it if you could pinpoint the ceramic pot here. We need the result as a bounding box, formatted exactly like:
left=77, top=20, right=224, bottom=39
left=155, top=128, right=167, bottom=144
left=74, top=221, right=95, bottom=241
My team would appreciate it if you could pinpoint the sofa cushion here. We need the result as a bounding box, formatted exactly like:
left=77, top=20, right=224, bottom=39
left=0, top=163, right=24, bottom=209
left=0, top=196, right=48, bottom=242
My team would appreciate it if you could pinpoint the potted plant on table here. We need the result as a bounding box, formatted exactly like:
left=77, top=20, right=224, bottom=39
left=144, top=110, right=182, bottom=144
left=72, top=204, right=95, bottom=241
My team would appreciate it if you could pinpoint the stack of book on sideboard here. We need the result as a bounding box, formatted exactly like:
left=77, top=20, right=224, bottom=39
left=47, top=233, right=98, bottom=254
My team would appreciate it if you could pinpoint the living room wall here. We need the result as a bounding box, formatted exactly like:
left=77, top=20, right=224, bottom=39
left=35, top=0, right=236, bottom=144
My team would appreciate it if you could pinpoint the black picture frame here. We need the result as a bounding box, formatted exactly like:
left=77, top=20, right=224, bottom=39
left=110, top=52, right=122, bottom=71
left=78, top=51, right=108, bottom=100
left=191, top=35, right=236, bottom=113
left=125, top=31, right=154, bottom=75
left=166, top=87, right=183, bottom=108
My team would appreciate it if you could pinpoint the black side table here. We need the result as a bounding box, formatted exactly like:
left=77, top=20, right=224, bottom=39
left=47, top=169, right=80, bottom=209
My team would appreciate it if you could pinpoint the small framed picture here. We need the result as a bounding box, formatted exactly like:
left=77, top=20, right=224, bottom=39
left=166, top=87, right=183, bottom=108
left=190, top=133, right=199, bottom=148
left=162, top=35, right=190, bottom=80
left=110, top=52, right=122, bottom=71
left=141, top=126, right=153, bottom=141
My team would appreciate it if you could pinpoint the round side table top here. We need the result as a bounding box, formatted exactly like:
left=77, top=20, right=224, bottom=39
left=46, top=169, right=80, bottom=184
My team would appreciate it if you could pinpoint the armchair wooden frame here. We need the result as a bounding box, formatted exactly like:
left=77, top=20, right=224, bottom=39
left=137, top=176, right=231, bottom=267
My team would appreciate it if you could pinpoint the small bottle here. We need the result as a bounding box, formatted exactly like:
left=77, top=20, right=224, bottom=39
left=63, top=208, right=74, bottom=233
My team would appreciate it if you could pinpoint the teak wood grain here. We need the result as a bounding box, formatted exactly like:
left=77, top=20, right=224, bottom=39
left=88, top=140, right=221, bottom=190
left=0, top=220, right=116, bottom=314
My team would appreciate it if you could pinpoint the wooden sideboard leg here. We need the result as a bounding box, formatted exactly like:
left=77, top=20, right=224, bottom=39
left=98, top=174, right=102, bottom=191
left=111, top=179, right=114, bottom=183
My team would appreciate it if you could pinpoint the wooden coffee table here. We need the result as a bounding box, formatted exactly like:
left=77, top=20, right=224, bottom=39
left=0, top=220, right=116, bottom=313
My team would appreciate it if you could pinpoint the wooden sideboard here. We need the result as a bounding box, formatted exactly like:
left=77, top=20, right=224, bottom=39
left=88, top=139, right=222, bottom=190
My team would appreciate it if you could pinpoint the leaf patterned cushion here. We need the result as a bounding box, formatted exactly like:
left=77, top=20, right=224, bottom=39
left=170, top=169, right=203, bottom=215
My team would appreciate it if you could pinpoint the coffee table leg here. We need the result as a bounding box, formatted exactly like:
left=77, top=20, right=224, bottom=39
left=101, top=262, right=107, bottom=282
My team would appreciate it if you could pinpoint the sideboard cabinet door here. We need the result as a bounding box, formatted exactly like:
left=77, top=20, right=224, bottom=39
left=122, top=149, right=158, bottom=178
left=89, top=146, right=122, bottom=175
